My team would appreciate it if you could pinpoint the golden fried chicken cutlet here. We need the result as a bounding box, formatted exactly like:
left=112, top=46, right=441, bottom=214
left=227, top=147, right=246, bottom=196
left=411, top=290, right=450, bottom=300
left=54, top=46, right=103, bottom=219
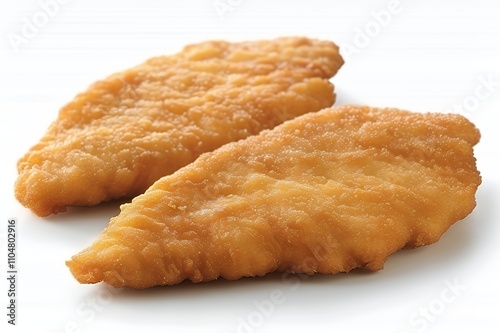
left=15, top=37, right=343, bottom=217
left=67, top=105, right=481, bottom=289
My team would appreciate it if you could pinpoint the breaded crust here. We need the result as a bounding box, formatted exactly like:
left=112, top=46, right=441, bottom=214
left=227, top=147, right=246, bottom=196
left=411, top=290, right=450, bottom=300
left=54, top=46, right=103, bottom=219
left=67, top=105, right=481, bottom=289
left=15, top=37, right=343, bottom=216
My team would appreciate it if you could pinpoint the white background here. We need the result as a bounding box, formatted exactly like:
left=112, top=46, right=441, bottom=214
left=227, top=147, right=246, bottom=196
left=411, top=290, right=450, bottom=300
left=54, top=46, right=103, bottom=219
left=1, top=0, right=499, bottom=332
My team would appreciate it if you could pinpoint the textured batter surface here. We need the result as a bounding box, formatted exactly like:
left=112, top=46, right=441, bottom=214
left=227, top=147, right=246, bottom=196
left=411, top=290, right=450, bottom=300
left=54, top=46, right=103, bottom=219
left=15, top=37, right=343, bottom=217
left=67, top=105, right=481, bottom=289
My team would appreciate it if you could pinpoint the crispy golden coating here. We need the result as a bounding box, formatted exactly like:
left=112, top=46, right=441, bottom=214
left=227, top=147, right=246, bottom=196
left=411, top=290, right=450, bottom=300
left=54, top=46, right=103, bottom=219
left=15, top=37, right=343, bottom=217
left=67, top=105, right=481, bottom=289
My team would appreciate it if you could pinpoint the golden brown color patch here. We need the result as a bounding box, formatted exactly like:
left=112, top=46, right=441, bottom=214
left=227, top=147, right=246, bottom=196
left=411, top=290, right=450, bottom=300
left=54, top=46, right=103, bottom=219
left=67, top=105, right=481, bottom=289
left=15, top=37, right=343, bottom=216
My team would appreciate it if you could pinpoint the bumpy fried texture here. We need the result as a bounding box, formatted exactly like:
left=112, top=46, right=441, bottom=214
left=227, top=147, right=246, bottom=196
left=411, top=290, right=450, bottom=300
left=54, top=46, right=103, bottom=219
left=67, top=105, right=481, bottom=289
left=15, top=37, right=343, bottom=217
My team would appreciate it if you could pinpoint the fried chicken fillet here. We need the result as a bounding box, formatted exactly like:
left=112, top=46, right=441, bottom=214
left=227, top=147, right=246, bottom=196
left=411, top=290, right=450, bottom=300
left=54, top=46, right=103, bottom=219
left=67, top=106, right=481, bottom=289
left=15, top=37, right=343, bottom=217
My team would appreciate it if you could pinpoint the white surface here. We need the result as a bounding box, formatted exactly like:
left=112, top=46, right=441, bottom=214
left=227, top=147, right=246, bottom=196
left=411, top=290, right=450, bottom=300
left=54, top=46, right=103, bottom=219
left=1, top=0, right=499, bottom=332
